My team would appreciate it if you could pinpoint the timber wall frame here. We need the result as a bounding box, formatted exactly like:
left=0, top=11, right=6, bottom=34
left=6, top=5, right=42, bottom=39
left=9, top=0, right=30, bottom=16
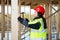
left=0, top=0, right=60, bottom=40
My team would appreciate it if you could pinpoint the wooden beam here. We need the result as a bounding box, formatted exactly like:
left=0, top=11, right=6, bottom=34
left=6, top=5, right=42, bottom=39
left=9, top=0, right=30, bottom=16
left=59, top=2, right=60, bottom=39
left=11, top=0, right=21, bottom=40
left=0, top=0, right=1, bottom=4
left=30, top=0, right=49, bottom=4
left=25, top=2, right=31, bottom=5
left=45, top=4, right=52, bottom=40
left=59, top=0, right=60, bottom=34
left=21, top=2, right=25, bottom=5
left=0, top=0, right=60, bottom=5
left=6, top=0, right=10, bottom=40
left=45, top=4, right=50, bottom=40
left=1, top=0, right=5, bottom=40
left=59, top=1, right=60, bottom=32
left=18, top=0, right=21, bottom=40
left=21, top=0, right=50, bottom=5
left=48, top=4, right=52, bottom=40
left=46, top=9, right=60, bottom=19
left=0, top=0, right=11, bottom=5
left=56, top=7, right=59, bottom=40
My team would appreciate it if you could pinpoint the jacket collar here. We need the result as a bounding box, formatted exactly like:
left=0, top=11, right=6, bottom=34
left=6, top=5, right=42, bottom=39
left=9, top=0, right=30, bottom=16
left=33, top=16, right=43, bottom=20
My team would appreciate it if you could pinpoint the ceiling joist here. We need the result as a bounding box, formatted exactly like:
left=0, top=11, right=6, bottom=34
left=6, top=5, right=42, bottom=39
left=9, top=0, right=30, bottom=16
left=0, top=0, right=60, bottom=5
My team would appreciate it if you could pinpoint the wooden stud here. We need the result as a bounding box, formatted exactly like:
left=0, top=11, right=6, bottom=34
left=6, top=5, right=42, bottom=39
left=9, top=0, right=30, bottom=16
left=45, top=4, right=50, bottom=40
left=58, top=1, right=60, bottom=30
left=56, top=7, right=59, bottom=40
left=1, top=0, right=5, bottom=40
left=57, top=1, right=60, bottom=40
left=11, top=0, right=20, bottom=40
left=6, top=0, right=9, bottom=40
left=45, top=3, right=52, bottom=40
left=18, top=0, right=21, bottom=40
left=48, top=4, right=52, bottom=40
left=50, top=4, right=52, bottom=40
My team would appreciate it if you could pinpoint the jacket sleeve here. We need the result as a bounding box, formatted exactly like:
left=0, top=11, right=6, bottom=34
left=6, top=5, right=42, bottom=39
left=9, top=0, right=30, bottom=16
left=28, top=22, right=40, bottom=30
left=18, top=17, right=41, bottom=30
left=18, top=17, right=29, bottom=27
left=28, top=19, right=41, bottom=30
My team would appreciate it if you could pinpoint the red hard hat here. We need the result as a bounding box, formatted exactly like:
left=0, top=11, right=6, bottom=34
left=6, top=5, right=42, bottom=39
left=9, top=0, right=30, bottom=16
left=34, top=6, right=45, bottom=15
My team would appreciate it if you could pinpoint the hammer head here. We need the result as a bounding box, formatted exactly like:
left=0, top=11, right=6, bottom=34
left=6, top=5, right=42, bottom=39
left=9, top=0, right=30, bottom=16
left=21, top=12, right=24, bottom=14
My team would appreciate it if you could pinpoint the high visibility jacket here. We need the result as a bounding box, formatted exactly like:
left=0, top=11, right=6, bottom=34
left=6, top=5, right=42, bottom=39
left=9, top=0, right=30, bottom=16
left=18, top=16, right=47, bottom=40
left=28, top=18, right=47, bottom=39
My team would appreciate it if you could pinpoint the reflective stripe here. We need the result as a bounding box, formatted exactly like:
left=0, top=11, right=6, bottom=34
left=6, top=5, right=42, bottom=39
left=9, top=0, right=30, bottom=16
left=39, top=18, right=44, bottom=32
left=31, top=29, right=46, bottom=33
left=30, top=38, right=47, bottom=40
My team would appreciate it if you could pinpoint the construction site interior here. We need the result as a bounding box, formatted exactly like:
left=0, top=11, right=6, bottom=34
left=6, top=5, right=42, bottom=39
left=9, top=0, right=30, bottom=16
left=0, top=0, right=60, bottom=40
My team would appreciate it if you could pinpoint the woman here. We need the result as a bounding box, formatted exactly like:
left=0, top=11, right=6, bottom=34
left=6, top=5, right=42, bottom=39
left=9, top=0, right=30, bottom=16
left=18, top=6, right=47, bottom=40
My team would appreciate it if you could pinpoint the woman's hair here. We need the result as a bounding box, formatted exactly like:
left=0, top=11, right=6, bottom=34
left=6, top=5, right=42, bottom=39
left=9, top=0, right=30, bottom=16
left=37, top=12, right=43, bottom=17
